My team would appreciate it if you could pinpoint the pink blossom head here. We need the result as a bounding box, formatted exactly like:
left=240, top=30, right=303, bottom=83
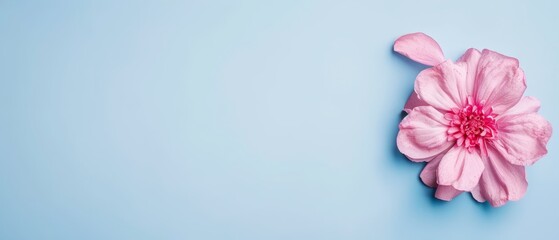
left=395, top=32, right=553, bottom=207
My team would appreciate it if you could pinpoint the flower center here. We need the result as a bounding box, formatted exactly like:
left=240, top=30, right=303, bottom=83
left=446, top=98, right=498, bottom=151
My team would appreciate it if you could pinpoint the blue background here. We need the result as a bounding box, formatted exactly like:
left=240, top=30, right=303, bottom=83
left=1, top=0, right=558, bottom=239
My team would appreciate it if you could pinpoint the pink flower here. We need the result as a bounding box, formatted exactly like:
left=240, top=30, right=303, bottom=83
left=394, top=32, right=553, bottom=207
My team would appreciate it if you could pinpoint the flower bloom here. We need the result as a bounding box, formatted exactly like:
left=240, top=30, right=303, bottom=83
left=395, top=33, right=553, bottom=207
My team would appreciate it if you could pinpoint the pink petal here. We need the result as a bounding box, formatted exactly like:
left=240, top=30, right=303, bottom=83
left=419, top=154, right=464, bottom=201
left=403, top=91, right=428, bottom=113
left=415, top=61, right=469, bottom=111
left=474, top=49, right=526, bottom=114
left=437, top=146, right=484, bottom=191
left=456, top=48, right=481, bottom=97
left=471, top=185, right=486, bottom=203
left=435, top=185, right=463, bottom=201
left=498, top=96, right=540, bottom=118
left=394, top=32, right=446, bottom=66
left=492, top=113, right=552, bottom=166
left=476, top=146, right=528, bottom=207
left=419, top=154, right=443, bottom=187
left=397, top=106, right=454, bottom=161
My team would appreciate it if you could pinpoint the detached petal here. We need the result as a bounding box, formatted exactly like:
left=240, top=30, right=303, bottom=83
left=403, top=92, right=428, bottom=113
left=435, top=185, right=463, bottom=201
left=415, top=61, right=469, bottom=111
left=394, top=32, right=446, bottom=66
left=492, top=113, right=552, bottom=166
left=397, top=106, right=454, bottom=161
left=437, top=146, right=484, bottom=191
left=474, top=49, right=526, bottom=114
left=476, top=146, right=528, bottom=207
left=456, top=48, right=481, bottom=97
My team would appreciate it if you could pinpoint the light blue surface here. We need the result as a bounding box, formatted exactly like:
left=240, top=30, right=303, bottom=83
left=1, top=0, right=558, bottom=239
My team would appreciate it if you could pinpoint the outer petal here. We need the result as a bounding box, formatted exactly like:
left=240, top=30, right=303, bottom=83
left=476, top=146, right=528, bottom=207
left=456, top=48, right=481, bottom=97
left=471, top=185, right=486, bottom=203
left=498, top=96, right=540, bottom=118
left=492, top=113, right=552, bottom=166
left=474, top=49, right=526, bottom=114
left=437, top=146, right=484, bottom=191
left=420, top=154, right=443, bottom=187
left=394, top=32, right=445, bottom=66
left=397, top=106, right=454, bottom=161
left=419, top=155, right=463, bottom=201
left=435, top=185, right=463, bottom=201
left=415, top=61, right=468, bottom=111
left=403, top=91, right=428, bottom=113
